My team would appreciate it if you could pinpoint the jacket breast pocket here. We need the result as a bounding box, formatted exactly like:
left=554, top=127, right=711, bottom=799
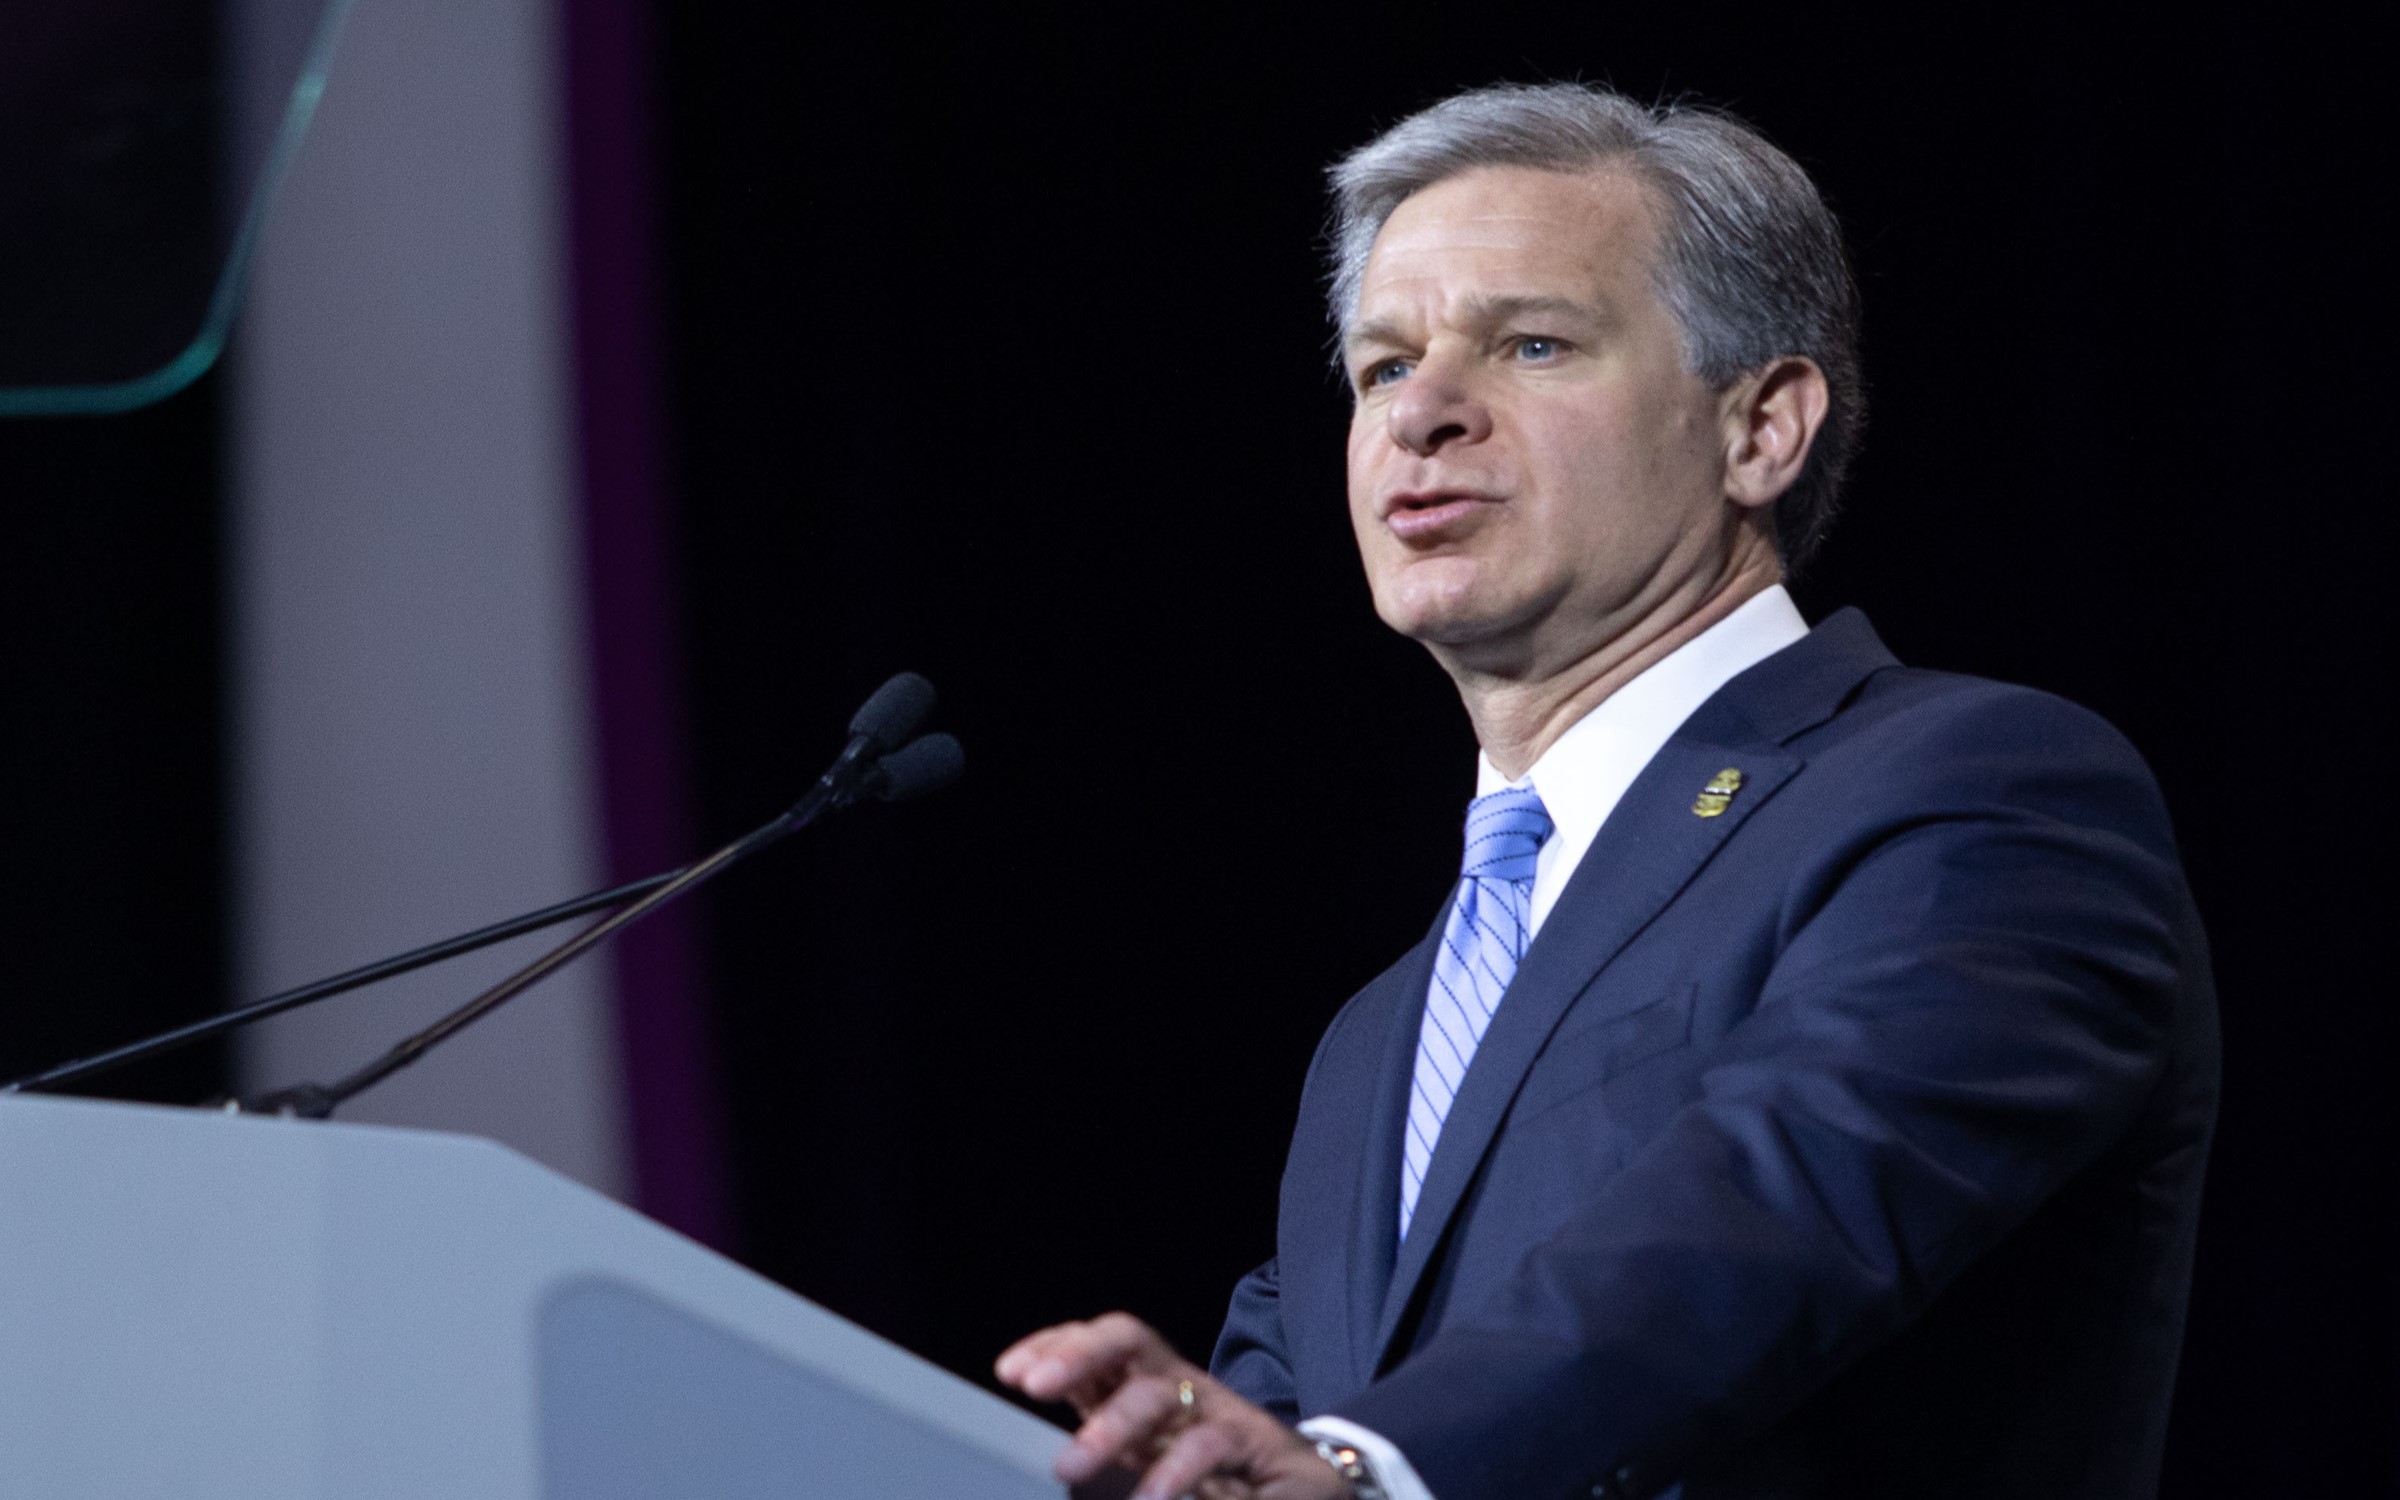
left=1510, top=984, right=1697, bottom=1125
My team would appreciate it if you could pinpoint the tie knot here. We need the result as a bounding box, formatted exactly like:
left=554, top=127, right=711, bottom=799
left=1461, top=786, right=1553, bottom=883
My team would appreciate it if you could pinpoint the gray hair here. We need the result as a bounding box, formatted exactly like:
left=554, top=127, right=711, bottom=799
left=1328, top=83, right=1864, bottom=574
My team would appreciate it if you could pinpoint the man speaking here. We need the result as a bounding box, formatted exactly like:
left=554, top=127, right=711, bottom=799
left=997, top=82, right=2216, bottom=1500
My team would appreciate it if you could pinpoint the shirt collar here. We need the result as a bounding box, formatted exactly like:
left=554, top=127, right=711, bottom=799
left=1475, top=584, right=1811, bottom=871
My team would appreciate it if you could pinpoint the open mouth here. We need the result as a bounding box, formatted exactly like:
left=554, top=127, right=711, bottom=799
left=1386, top=492, right=1496, bottom=542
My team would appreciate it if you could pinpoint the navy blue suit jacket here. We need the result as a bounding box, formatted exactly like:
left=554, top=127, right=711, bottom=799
left=1211, top=610, right=2218, bottom=1500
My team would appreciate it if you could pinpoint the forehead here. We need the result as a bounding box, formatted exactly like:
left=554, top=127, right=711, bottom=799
left=1357, top=164, right=1661, bottom=319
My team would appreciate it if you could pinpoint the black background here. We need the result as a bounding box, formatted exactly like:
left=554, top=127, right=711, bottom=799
left=1, top=5, right=2387, bottom=1493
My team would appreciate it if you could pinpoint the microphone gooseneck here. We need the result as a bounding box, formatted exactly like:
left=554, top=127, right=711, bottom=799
left=2, top=674, right=960, bottom=1105
left=1, top=870, right=683, bottom=1095
left=242, top=673, right=951, bottom=1118
left=244, top=812, right=761, bottom=1117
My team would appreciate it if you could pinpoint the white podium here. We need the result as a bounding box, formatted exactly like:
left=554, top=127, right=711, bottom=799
left=0, top=1093, right=1069, bottom=1499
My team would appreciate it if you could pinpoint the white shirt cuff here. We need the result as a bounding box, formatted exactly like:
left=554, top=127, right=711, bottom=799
left=1296, top=1414, right=1438, bottom=1500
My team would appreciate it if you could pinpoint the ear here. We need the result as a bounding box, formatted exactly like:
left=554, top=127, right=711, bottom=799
left=1720, top=356, right=1831, bottom=511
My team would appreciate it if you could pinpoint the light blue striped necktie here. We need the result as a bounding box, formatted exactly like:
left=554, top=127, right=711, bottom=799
left=1401, top=784, right=1554, bottom=1241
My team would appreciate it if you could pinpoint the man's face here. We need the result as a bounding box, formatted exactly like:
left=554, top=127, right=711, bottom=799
left=1344, top=165, right=1738, bottom=674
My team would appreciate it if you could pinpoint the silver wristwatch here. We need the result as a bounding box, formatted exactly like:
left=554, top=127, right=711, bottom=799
left=1312, top=1438, right=1391, bottom=1500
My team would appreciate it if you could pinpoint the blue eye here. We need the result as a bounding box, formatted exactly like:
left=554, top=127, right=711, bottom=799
left=1365, top=359, right=1412, bottom=388
left=1514, top=336, right=1563, bottom=361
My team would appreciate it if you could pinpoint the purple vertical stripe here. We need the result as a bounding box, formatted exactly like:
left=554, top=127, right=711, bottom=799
left=558, top=0, right=731, bottom=1249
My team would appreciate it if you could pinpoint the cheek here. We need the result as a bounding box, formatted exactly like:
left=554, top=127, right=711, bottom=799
left=1345, top=426, right=1385, bottom=539
left=1520, top=394, right=1709, bottom=538
left=1345, top=410, right=1378, bottom=478
left=1516, top=409, right=1640, bottom=530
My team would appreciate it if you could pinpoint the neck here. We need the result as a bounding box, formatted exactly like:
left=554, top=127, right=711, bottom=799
left=1446, top=544, right=1783, bottom=780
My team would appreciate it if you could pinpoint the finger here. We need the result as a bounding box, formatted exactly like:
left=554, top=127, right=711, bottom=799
left=1003, top=1313, right=1180, bottom=1404
left=995, top=1322, right=1093, bottom=1385
left=1133, top=1422, right=1241, bottom=1500
left=1001, top=1331, right=1118, bottom=1407
left=1055, top=1374, right=1183, bottom=1484
left=998, top=1315, right=1147, bottom=1381
left=995, top=1323, right=1076, bottom=1383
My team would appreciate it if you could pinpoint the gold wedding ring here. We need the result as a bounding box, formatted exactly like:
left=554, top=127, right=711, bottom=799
left=1147, top=1378, right=1203, bottom=1463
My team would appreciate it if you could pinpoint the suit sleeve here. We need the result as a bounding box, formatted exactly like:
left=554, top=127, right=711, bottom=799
left=1332, top=692, right=2199, bottom=1499
left=1210, top=1256, right=1301, bottom=1420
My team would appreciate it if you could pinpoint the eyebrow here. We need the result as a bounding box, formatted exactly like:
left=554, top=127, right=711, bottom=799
left=1344, top=293, right=1606, bottom=358
left=1459, top=293, right=1604, bottom=328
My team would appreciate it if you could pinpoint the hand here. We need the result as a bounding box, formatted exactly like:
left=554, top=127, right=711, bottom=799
left=997, top=1312, right=1351, bottom=1500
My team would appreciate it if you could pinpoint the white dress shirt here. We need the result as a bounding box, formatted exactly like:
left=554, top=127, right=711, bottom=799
left=1295, top=585, right=1811, bottom=1500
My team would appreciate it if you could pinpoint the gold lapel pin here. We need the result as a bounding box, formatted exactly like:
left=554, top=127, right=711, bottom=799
left=1692, top=767, right=1744, bottom=818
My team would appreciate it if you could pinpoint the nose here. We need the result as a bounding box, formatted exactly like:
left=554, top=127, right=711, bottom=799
left=1385, top=359, right=1493, bottom=456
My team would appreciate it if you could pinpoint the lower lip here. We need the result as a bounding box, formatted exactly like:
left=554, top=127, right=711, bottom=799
left=1387, top=498, right=1493, bottom=541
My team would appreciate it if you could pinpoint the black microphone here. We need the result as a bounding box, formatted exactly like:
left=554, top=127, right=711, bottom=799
left=861, top=733, right=964, bottom=803
left=2, top=674, right=954, bottom=1102
left=850, top=671, right=936, bottom=754
left=768, top=671, right=938, bottom=823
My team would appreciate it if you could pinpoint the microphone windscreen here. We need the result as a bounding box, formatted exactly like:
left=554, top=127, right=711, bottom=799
left=868, top=733, right=965, bottom=802
left=849, top=672, right=936, bottom=752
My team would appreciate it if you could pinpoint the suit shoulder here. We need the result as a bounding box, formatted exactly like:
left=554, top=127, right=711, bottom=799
left=1826, top=666, right=2151, bottom=772
left=1802, top=667, right=2179, bottom=855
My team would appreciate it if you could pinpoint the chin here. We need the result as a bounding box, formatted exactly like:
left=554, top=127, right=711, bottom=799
left=1372, top=568, right=1555, bottom=668
left=1376, top=560, right=1489, bottom=636
left=1378, top=595, right=1516, bottom=652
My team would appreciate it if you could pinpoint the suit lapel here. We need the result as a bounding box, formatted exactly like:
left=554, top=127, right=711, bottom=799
left=1368, top=734, right=1802, bottom=1369
left=1339, top=913, right=1445, bottom=1388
